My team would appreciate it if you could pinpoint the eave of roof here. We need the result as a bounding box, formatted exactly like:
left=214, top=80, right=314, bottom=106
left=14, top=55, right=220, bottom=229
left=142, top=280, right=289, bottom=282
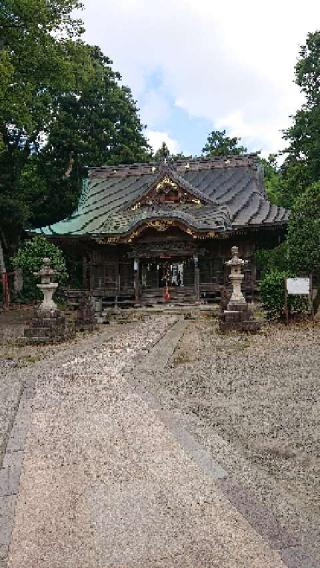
left=31, top=155, right=290, bottom=237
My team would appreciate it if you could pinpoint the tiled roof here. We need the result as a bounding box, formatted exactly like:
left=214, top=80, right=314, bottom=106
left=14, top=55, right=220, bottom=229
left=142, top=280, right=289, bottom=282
left=101, top=203, right=232, bottom=235
left=35, top=155, right=289, bottom=237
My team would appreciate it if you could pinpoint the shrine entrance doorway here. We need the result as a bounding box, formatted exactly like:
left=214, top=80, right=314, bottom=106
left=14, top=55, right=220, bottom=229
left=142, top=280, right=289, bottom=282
left=139, top=257, right=197, bottom=305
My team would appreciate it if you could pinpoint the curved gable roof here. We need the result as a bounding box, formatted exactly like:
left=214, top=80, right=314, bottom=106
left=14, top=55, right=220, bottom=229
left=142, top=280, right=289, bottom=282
left=35, top=155, right=289, bottom=237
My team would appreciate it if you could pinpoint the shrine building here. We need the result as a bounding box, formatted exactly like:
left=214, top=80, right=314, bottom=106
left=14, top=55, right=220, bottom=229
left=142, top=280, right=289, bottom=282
left=35, top=155, right=289, bottom=306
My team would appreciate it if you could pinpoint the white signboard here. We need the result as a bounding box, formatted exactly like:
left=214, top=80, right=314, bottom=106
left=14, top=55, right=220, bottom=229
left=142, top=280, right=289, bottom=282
left=286, top=277, right=310, bottom=296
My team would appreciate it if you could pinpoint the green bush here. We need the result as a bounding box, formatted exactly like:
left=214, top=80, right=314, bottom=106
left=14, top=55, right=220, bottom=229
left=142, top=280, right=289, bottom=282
left=260, top=270, right=287, bottom=319
left=255, top=242, right=288, bottom=277
left=260, top=269, right=309, bottom=320
left=12, top=236, right=68, bottom=302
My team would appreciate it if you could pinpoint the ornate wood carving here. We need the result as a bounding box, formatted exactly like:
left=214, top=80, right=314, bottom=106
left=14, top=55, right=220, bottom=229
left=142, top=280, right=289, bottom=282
left=128, top=240, right=206, bottom=258
left=131, top=174, right=203, bottom=209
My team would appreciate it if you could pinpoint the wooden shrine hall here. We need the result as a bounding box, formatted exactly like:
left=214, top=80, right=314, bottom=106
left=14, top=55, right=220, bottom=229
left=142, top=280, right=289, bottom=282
left=35, top=155, right=289, bottom=306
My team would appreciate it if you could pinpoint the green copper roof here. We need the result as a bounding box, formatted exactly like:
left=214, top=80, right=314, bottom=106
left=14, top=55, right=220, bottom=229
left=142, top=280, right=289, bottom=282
left=34, top=156, right=289, bottom=237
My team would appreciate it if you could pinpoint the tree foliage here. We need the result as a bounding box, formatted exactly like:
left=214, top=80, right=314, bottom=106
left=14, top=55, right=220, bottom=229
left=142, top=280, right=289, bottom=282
left=281, top=32, right=320, bottom=207
left=202, top=130, right=247, bottom=157
left=259, top=154, right=283, bottom=204
left=12, top=235, right=68, bottom=300
left=260, top=270, right=288, bottom=319
left=260, top=269, right=308, bottom=320
left=0, top=1, right=149, bottom=250
left=152, top=142, right=190, bottom=163
left=287, top=182, right=320, bottom=312
left=153, top=142, right=171, bottom=162
left=256, top=242, right=288, bottom=277
left=0, top=0, right=89, bottom=251
left=287, top=183, right=320, bottom=277
left=32, top=47, right=150, bottom=227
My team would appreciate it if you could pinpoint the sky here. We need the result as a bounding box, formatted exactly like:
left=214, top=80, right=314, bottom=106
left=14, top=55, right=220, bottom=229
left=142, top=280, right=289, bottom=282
left=81, top=0, right=320, bottom=157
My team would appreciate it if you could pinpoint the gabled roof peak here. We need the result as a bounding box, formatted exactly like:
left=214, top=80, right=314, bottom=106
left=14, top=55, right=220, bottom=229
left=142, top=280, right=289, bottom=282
left=130, top=164, right=216, bottom=208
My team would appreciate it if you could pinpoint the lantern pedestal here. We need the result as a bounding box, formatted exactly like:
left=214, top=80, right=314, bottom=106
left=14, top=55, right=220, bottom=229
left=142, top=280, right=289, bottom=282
left=24, top=258, right=75, bottom=343
left=219, top=247, right=261, bottom=333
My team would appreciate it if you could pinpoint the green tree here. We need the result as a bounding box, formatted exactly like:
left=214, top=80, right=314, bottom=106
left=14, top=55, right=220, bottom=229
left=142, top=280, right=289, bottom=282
left=259, top=154, right=283, bottom=204
left=12, top=235, right=68, bottom=301
left=287, top=182, right=320, bottom=310
left=33, top=47, right=150, bottom=227
left=154, top=142, right=171, bottom=162
left=0, top=1, right=150, bottom=250
left=0, top=0, right=92, bottom=255
left=202, top=129, right=247, bottom=157
left=281, top=32, right=320, bottom=207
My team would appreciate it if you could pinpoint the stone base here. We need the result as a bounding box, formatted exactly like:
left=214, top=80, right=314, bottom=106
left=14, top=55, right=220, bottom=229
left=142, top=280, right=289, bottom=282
left=219, top=304, right=261, bottom=333
left=24, top=310, right=75, bottom=344
left=227, top=302, right=248, bottom=312
left=76, top=301, right=97, bottom=332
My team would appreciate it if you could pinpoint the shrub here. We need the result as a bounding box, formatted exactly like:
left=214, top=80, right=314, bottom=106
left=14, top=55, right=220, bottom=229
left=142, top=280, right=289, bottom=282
left=12, top=236, right=68, bottom=301
left=287, top=182, right=320, bottom=312
left=260, top=269, right=308, bottom=320
left=260, top=270, right=287, bottom=319
left=255, top=242, right=288, bottom=277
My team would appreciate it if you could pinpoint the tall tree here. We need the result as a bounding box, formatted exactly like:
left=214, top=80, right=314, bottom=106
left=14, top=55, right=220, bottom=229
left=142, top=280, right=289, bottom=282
left=154, top=142, right=171, bottom=162
left=0, top=0, right=92, bottom=254
left=0, top=1, right=150, bottom=251
left=281, top=31, right=320, bottom=207
left=33, top=47, right=150, bottom=227
left=259, top=154, right=283, bottom=204
left=287, top=182, right=320, bottom=310
left=202, top=129, right=247, bottom=157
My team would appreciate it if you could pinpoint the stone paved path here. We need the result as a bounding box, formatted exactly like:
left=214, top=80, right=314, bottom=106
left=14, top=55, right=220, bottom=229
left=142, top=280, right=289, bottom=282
left=1, top=316, right=315, bottom=567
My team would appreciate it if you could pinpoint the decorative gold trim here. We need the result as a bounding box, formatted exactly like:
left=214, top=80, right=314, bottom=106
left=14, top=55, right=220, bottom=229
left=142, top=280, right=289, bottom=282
left=155, top=175, right=179, bottom=192
left=146, top=220, right=174, bottom=231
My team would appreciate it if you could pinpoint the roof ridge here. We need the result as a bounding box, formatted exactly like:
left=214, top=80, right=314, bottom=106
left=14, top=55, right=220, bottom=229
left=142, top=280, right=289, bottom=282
left=88, top=154, right=260, bottom=177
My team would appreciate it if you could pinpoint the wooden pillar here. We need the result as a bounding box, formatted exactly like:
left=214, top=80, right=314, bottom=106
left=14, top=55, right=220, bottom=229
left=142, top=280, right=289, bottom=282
left=115, top=269, right=120, bottom=309
left=134, top=257, right=141, bottom=305
left=82, top=256, right=88, bottom=289
left=89, top=254, right=94, bottom=291
left=193, top=254, right=200, bottom=302
left=251, top=244, right=257, bottom=302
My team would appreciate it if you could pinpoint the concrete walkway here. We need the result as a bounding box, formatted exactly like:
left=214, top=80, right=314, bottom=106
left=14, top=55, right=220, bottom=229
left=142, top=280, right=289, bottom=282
left=2, top=317, right=307, bottom=567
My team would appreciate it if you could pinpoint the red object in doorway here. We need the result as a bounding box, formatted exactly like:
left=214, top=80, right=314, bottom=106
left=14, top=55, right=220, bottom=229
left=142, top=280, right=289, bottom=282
left=164, top=286, right=171, bottom=302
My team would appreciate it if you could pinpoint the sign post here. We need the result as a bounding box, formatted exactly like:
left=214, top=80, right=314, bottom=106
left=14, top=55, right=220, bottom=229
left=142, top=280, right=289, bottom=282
left=285, top=276, right=313, bottom=324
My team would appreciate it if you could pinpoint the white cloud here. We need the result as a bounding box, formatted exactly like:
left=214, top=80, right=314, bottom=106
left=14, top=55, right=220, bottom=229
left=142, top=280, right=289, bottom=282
left=147, top=130, right=180, bottom=154
left=81, top=0, right=320, bottom=155
left=140, top=89, right=171, bottom=126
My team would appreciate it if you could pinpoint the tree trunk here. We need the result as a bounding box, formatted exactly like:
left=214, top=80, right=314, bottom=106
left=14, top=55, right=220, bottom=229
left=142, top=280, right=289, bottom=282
left=0, top=236, right=6, bottom=274
left=313, top=287, right=320, bottom=315
left=0, top=236, right=9, bottom=308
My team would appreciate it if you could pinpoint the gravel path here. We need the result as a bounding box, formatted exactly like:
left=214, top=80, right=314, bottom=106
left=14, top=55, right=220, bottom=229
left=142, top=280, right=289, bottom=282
left=135, top=317, right=320, bottom=565
left=1, top=314, right=319, bottom=567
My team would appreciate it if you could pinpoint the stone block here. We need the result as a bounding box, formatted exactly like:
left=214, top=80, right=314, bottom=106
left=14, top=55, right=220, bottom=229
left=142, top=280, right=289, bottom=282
left=223, top=310, right=241, bottom=323
left=24, top=311, right=75, bottom=344
left=242, top=320, right=261, bottom=332
left=227, top=302, right=249, bottom=312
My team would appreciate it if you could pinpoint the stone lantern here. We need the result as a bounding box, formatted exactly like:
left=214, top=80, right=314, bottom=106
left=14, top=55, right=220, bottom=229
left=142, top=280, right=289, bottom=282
left=225, top=246, right=247, bottom=308
left=33, top=257, right=58, bottom=312
left=24, top=257, right=75, bottom=343
left=219, top=246, right=260, bottom=333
